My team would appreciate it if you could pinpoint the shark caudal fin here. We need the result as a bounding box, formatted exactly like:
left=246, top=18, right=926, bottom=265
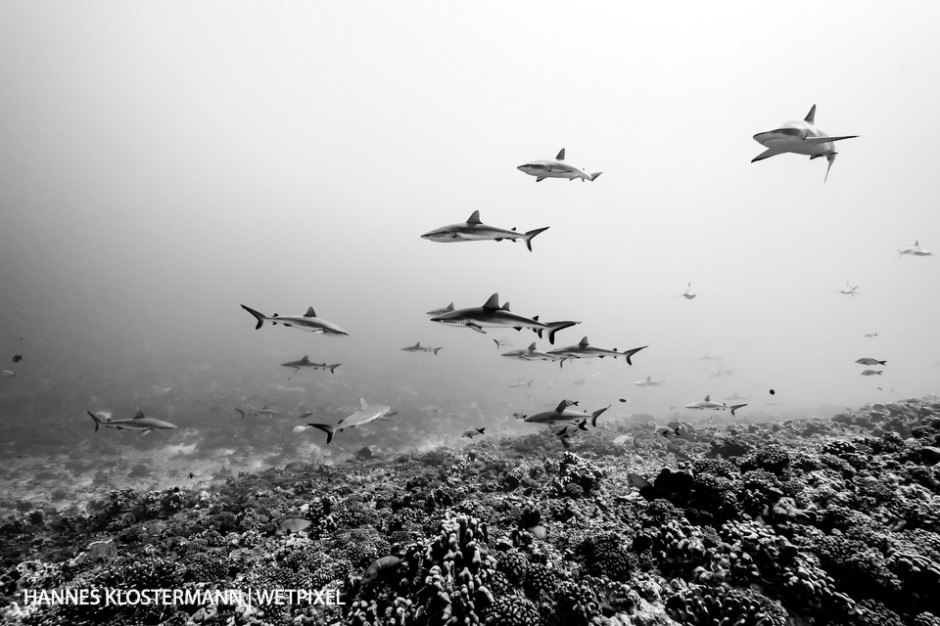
left=309, top=423, right=336, bottom=444
left=329, top=364, right=341, bottom=374
left=589, top=171, right=603, bottom=181
left=235, top=408, right=246, bottom=419
left=545, top=321, right=579, bottom=345
left=524, top=227, right=550, bottom=252
left=433, top=348, right=442, bottom=355
left=240, top=305, right=267, bottom=330
left=730, top=404, right=748, bottom=416
left=590, top=405, right=610, bottom=428
left=623, top=346, right=648, bottom=366
left=86, top=410, right=103, bottom=432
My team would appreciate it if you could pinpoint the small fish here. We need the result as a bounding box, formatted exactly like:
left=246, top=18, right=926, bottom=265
left=627, top=473, right=651, bottom=489
left=279, top=517, right=311, bottom=533
left=855, top=358, right=886, bottom=366
left=361, top=556, right=403, bottom=586
left=512, top=412, right=526, bottom=420
left=188, top=472, right=195, bottom=479
left=462, top=427, right=485, bottom=438
left=11, top=355, right=22, bottom=363
left=401, top=342, right=443, bottom=355
left=0, top=370, right=16, bottom=379
left=861, top=370, right=883, bottom=376
left=863, top=332, right=878, bottom=338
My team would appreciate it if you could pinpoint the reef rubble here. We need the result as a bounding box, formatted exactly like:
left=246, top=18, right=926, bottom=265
left=2, top=396, right=940, bottom=625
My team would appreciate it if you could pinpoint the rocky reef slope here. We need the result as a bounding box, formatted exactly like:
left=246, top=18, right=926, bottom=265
left=3, top=397, right=940, bottom=625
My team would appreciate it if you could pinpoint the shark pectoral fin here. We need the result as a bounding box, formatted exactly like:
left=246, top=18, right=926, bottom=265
left=751, top=149, right=783, bottom=163
left=536, top=176, right=546, bottom=182
left=802, top=135, right=858, bottom=145
left=468, top=323, right=486, bottom=334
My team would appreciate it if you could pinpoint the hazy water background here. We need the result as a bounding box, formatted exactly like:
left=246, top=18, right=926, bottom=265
left=1, top=2, right=939, bottom=504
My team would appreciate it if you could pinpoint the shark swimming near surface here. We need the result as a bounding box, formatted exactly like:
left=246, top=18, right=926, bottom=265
left=517, top=148, right=602, bottom=182
left=86, top=410, right=178, bottom=434
left=240, top=305, right=349, bottom=335
left=308, top=398, right=395, bottom=445
left=430, top=293, right=579, bottom=345
left=751, top=104, right=857, bottom=182
left=421, top=211, right=550, bottom=252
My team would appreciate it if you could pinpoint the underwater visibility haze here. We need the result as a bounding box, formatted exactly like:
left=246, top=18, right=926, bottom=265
left=2, top=2, right=940, bottom=625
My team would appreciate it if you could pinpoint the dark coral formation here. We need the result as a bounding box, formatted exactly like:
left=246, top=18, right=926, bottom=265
left=3, top=396, right=940, bottom=625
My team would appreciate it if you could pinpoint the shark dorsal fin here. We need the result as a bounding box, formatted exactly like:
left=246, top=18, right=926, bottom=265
left=704, top=395, right=711, bottom=402
left=445, top=302, right=454, bottom=311
left=527, top=342, right=537, bottom=350
left=804, top=104, right=816, bottom=124
left=134, top=410, right=145, bottom=419
left=466, top=210, right=482, bottom=224
left=304, top=307, right=317, bottom=318
left=301, top=355, right=310, bottom=363
left=482, top=293, right=500, bottom=309
left=579, top=336, right=589, bottom=348
left=915, top=240, right=920, bottom=246
left=555, top=400, right=569, bottom=413
left=501, top=302, right=511, bottom=311
left=647, top=376, right=651, bottom=381
left=414, top=342, right=421, bottom=348
left=556, top=148, right=566, bottom=160
left=360, top=398, right=368, bottom=410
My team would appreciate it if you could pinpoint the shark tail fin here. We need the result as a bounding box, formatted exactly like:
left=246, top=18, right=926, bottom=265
left=87, top=410, right=102, bottom=432
left=546, top=321, right=579, bottom=345
left=235, top=408, right=245, bottom=419
left=330, top=364, right=341, bottom=374
left=240, top=305, right=266, bottom=330
left=309, top=423, right=335, bottom=444
left=590, top=405, right=610, bottom=427
left=730, top=404, right=748, bottom=416
left=560, top=436, right=571, bottom=449
left=524, top=227, right=550, bottom=252
left=434, top=348, right=442, bottom=355
left=879, top=360, right=887, bottom=366
left=589, top=171, right=603, bottom=182
left=824, top=153, right=836, bottom=183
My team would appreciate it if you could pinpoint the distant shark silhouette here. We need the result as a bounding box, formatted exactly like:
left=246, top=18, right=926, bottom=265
left=751, top=105, right=857, bottom=182
left=421, top=211, right=550, bottom=252
left=898, top=240, right=934, bottom=258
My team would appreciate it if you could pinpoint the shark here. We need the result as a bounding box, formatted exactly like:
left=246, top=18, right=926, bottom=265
left=493, top=338, right=511, bottom=349
left=694, top=353, right=723, bottom=362
left=684, top=395, right=747, bottom=416
left=280, top=356, right=341, bottom=374
left=517, top=148, right=602, bottom=182
left=751, top=104, right=857, bottom=182
left=421, top=211, right=550, bottom=252
left=723, top=391, right=750, bottom=402
left=430, top=293, right=579, bottom=345
left=501, top=342, right=569, bottom=366
left=240, top=305, right=349, bottom=335
left=863, top=332, right=879, bottom=338
left=0, top=370, right=15, bottom=379
left=523, top=399, right=609, bottom=427
left=681, top=282, right=696, bottom=300
left=308, top=398, right=394, bottom=445
left=426, top=303, right=454, bottom=316
left=236, top=406, right=284, bottom=418
left=899, top=240, right=934, bottom=258
left=710, top=368, right=735, bottom=378
left=838, top=281, right=859, bottom=297
left=86, top=409, right=178, bottom=434
left=508, top=379, right=535, bottom=388
left=553, top=420, right=590, bottom=448
left=401, top=342, right=442, bottom=355
left=634, top=375, right=665, bottom=388
left=547, top=337, right=647, bottom=365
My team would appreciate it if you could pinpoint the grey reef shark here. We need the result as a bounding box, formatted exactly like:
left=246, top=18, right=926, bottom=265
left=308, top=398, right=395, bottom=445
left=751, top=104, right=857, bottom=182
left=517, top=148, right=602, bottom=182
left=401, top=342, right=443, bottom=355
left=430, top=293, right=579, bottom=345
left=547, top=336, right=647, bottom=365
left=280, top=356, right=341, bottom=373
left=522, top=399, right=609, bottom=427
left=86, top=409, right=178, bottom=434
left=421, top=210, right=550, bottom=252
left=240, top=305, right=349, bottom=335
left=684, top=395, right=748, bottom=416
